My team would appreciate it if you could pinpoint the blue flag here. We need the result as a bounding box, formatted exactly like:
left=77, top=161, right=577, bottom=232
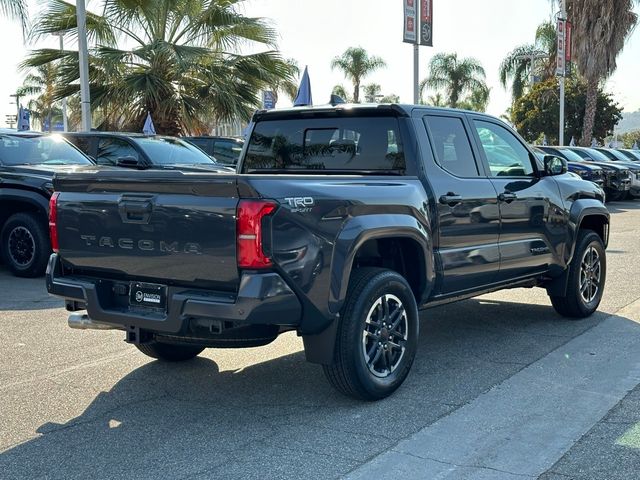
left=294, top=66, right=313, bottom=107
left=143, top=112, right=156, bottom=135
left=633, top=141, right=639, bottom=150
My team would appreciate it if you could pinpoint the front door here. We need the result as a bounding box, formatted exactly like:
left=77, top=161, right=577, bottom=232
left=470, top=118, right=568, bottom=282
left=422, top=113, right=501, bottom=295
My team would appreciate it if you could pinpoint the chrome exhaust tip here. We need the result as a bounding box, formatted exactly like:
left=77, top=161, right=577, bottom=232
left=68, top=313, right=120, bottom=330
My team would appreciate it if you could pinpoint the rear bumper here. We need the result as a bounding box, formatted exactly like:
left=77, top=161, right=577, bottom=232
left=46, top=254, right=302, bottom=334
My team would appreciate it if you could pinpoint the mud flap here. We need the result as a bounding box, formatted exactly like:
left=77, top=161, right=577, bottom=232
left=302, top=316, right=339, bottom=365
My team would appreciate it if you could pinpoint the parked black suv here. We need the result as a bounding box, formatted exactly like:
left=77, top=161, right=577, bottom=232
left=63, top=132, right=231, bottom=171
left=0, top=131, right=94, bottom=277
left=183, top=136, right=244, bottom=166
left=48, top=105, right=608, bottom=400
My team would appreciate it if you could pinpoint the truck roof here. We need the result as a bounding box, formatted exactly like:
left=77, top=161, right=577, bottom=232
left=252, top=103, right=498, bottom=122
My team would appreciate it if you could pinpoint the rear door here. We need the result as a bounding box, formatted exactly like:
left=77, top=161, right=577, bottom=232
left=421, top=112, right=501, bottom=294
left=470, top=117, right=568, bottom=281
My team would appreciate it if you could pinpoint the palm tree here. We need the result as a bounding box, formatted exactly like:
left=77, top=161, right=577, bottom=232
left=331, top=85, right=352, bottom=103
left=458, top=85, right=491, bottom=112
left=24, top=0, right=297, bottom=135
left=21, top=63, right=61, bottom=131
left=331, top=47, right=386, bottom=103
left=499, top=21, right=557, bottom=103
left=562, top=0, right=638, bottom=146
left=363, top=83, right=382, bottom=103
left=425, top=92, right=446, bottom=107
left=420, top=53, right=487, bottom=108
left=0, top=0, right=27, bottom=33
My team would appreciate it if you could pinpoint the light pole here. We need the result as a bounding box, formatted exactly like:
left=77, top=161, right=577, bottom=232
left=55, top=33, right=68, bottom=132
left=76, top=0, right=91, bottom=132
left=558, top=0, right=567, bottom=146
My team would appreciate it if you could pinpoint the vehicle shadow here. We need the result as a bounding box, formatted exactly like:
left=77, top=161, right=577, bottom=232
left=0, top=266, right=62, bottom=311
left=1, top=297, right=626, bottom=479
left=606, top=198, right=640, bottom=214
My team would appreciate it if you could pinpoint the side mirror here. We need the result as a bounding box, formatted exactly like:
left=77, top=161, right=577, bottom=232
left=544, top=155, right=567, bottom=176
left=116, top=156, right=144, bottom=169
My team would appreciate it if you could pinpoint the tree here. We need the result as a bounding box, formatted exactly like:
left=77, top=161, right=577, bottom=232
left=380, top=94, right=400, bottom=103
left=511, top=77, right=622, bottom=144
left=425, top=92, right=446, bottom=107
left=332, top=85, right=352, bottom=103
left=458, top=85, right=491, bottom=112
left=363, top=83, right=382, bottom=103
left=24, top=0, right=297, bottom=135
left=20, top=63, right=61, bottom=131
left=562, top=0, right=638, bottom=146
left=420, top=53, right=487, bottom=108
left=0, top=0, right=27, bottom=33
left=499, top=21, right=557, bottom=103
left=331, top=47, right=386, bottom=103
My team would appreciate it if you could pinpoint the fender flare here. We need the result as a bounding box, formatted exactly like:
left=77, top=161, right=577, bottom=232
left=546, top=199, right=609, bottom=297
left=0, top=189, right=49, bottom=219
left=328, top=213, right=434, bottom=315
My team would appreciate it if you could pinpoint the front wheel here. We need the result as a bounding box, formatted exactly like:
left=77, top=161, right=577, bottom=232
left=323, top=268, right=419, bottom=401
left=135, top=341, right=205, bottom=362
left=550, top=230, right=606, bottom=318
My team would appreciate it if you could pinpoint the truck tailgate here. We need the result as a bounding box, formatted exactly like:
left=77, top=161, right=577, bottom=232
left=53, top=170, right=240, bottom=290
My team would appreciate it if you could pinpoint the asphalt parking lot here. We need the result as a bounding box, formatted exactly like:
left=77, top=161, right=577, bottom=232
left=1, top=200, right=639, bottom=480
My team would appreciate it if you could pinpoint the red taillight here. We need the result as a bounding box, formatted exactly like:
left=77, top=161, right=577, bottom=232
left=237, top=200, right=277, bottom=268
left=48, top=192, right=60, bottom=253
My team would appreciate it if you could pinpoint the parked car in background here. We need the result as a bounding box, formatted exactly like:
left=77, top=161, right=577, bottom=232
left=594, top=148, right=640, bottom=198
left=549, top=146, right=632, bottom=201
left=567, top=147, right=639, bottom=200
left=183, top=136, right=244, bottom=167
left=616, top=149, right=640, bottom=162
left=63, top=132, right=232, bottom=172
left=535, top=147, right=605, bottom=189
left=0, top=132, right=94, bottom=277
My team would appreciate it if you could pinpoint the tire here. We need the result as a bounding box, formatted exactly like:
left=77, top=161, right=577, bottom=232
left=135, top=341, right=205, bottom=362
left=323, top=268, right=419, bottom=401
left=0, top=212, right=50, bottom=278
left=607, top=189, right=625, bottom=202
left=550, top=230, right=606, bottom=318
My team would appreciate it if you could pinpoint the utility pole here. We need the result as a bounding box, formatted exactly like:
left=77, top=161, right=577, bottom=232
left=558, top=0, right=567, bottom=146
left=9, top=93, right=21, bottom=126
left=55, top=33, right=68, bottom=132
left=76, top=0, right=91, bottom=132
left=414, top=43, right=420, bottom=104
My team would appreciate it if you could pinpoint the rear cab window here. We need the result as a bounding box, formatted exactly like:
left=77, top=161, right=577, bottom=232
left=242, top=114, right=405, bottom=174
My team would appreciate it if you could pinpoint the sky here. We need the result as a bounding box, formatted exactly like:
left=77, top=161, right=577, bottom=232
left=1, top=0, right=640, bottom=127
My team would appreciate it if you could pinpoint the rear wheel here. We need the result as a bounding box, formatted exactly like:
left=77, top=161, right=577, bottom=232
left=136, top=341, right=204, bottom=362
left=550, top=230, right=606, bottom=318
left=1, top=213, right=50, bottom=277
left=607, top=189, right=626, bottom=202
left=323, top=268, right=419, bottom=400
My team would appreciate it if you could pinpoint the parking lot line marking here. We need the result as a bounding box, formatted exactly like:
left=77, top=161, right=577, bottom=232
left=347, top=301, right=640, bottom=479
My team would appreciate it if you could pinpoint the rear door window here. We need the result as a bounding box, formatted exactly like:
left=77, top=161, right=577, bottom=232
left=97, top=138, right=139, bottom=166
left=244, top=116, right=405, bottom=173
left=424, top=115, right=479, bottom=177
left=213, top=140, right=242, bottom=165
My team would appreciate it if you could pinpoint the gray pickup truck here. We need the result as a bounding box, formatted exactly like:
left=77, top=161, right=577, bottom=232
left=47, top=105, right=608, bottom=400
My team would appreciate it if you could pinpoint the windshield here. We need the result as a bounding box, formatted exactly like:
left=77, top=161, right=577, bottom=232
left=600, top=149, right=631, bottom=161
left=583, top=148, right=611, bottom=162
left=0, top=134, right=93, bottom=166
left=558, top=148, right=588, bottom=162
left=133, top=137, right=215, bottom=165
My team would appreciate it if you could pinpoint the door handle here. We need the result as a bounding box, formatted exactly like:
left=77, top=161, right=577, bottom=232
left=439, top=193, right=463, bottom=206
left=498, top=192, right=518, bottom=203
